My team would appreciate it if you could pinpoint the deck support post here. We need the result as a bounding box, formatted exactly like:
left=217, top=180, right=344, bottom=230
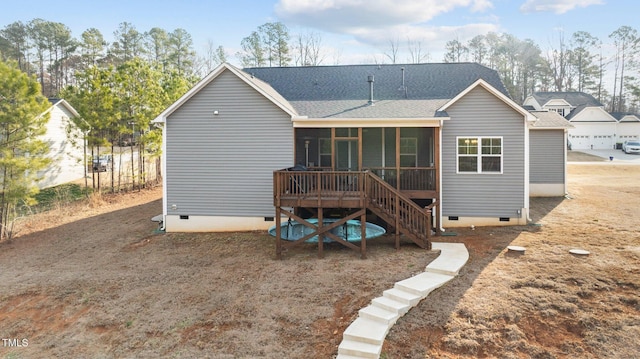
left=275, top=207, right=282, bottom=260
left=318, top=208, right=324, bottom=258
left=360, top=211, right=367, bottom=259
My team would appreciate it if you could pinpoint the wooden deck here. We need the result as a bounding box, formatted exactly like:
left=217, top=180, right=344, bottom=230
left=273, top=169, right=438, bottom=259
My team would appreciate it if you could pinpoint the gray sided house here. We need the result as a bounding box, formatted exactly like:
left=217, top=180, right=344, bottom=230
left=154, top=62, right=561, bottom=233
left=528, top=111, right=573, bottom=197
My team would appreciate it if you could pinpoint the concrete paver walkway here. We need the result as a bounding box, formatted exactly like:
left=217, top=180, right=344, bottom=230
left=336, top=242, right=469, bottom=359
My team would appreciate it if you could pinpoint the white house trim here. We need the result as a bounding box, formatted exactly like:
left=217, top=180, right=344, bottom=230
left=292, top=117, right=446, bottom=128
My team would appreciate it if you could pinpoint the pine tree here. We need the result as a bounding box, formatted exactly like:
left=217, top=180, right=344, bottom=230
left=0, top=60, right=51, bottom=239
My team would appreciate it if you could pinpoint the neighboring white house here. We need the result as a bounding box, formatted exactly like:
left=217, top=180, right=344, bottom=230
left=523, top=92, right=620, bottom=150
left=611, top=112, right=640, bottom=143
left=37, top=99, right=86, bottom=189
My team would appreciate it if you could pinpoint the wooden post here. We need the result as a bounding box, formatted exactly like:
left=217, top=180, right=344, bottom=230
left=358, top=127, right=363, bottom=171
left=276, top=207, right=282, bottom=260
left=318, top=207, right=324, bottom=259
left=396, top=127, right=401, bottom=191
left=395, top=194, right=400, bottom=250
left=361, top=210, right=367, bottom=259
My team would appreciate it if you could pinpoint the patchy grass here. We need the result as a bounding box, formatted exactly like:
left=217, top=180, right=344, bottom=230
left=2, top=164, right=640, bottom=358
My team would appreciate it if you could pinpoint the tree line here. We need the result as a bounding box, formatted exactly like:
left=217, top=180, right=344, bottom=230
left=440, top=26, right=640, bottom=111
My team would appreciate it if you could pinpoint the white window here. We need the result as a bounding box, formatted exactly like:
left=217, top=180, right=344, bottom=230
left=457, top=137, right=502, bottom=173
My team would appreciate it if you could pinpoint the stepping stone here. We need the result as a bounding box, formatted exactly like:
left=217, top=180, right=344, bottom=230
left=395, top=272, right=454, bottom=297
left=338, top=339, right=381, bottom=359
left=342, top=317, right=389, bottom=345
left=427, top=242, right=469, bottom=275
left=359, top=305, right=399, bottom=325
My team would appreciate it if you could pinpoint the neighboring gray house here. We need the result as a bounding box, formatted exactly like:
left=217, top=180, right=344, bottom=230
left=154, top=62, right=566, bottom=233
left=529, top=111, right=573, bottom=197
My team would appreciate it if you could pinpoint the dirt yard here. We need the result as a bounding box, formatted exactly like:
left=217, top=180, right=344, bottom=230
left=1, top=160, right=639, bottom=358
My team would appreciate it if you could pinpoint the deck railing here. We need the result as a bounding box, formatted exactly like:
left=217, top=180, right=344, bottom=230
left=367, top=167, right=436, bottom=191
left=273, top=169, right=434, bottom=249
left=364, top=172, right=432, bottom=248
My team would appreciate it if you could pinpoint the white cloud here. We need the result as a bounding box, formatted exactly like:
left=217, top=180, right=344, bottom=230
left=275, top=0, right=494, bottom=32
left=275, top=0, right=497, bottom=59
left=519, top=0, right=604, bottom=14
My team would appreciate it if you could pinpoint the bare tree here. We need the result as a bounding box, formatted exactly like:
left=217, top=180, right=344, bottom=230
left=407, top=38, right=429, bottom=63
left=609, top=26, right=639, bottom=112
left=384, top=37, right=400, bottom=64
left=293, top=31, right=324, bottom=66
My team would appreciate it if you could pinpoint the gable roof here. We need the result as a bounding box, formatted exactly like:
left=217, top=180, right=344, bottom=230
left=153, top=63, right=298, bottom=124
left=610, top=112, right=640, bottom=122
left=529, top=110, right=573, bottom=129
left=531, top=92, right=603, bottom=108
left=566, top=105, right=618, bottom=122
left=245, top=63, right=510, bottom=119
left=439, top=79, right=536, bottom=122
left=42, top=98, right=80, bottom=118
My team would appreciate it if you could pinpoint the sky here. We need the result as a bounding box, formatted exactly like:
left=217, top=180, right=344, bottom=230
left=0, top=0, right=633, bottom=65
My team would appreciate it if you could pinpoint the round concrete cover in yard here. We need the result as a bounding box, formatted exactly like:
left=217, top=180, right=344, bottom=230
left=569, top=248, right=590, bottom=256
left=507, top=245, right=526, bottom=252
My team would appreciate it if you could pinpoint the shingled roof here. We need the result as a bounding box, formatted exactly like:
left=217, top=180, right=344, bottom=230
left=531, top=92, right=603, bottom=107
left=529, top=110, right=573, bottom=129
left=244, top=63, right=510, bottom=118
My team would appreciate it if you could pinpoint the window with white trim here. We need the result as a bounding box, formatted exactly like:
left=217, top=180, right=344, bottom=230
left=457, top=137, right=502, bottom=173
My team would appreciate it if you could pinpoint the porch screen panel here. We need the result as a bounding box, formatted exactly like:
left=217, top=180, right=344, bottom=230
left=362, top=128, right=382, bottom=168
left=384, top=128, right=396, bottom=167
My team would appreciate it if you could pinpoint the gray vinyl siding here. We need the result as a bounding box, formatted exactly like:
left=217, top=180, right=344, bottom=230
left=166, top=69, right=294, bottom=217
left=530, top=130, right=565, bottom=184
left=442, top=87, right=526, bottom=218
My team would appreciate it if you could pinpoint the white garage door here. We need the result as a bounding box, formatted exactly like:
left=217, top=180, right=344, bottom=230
left=569, top=135, right=590, bottom=150
left=592, top=135, right=614, bottom=149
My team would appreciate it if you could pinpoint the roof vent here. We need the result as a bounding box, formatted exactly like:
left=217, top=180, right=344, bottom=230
left=399, top=67, right=408, bottom=98
left=368, top=75, right=375, bottom=106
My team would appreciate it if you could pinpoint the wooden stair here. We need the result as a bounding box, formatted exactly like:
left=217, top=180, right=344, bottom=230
left=364, top=172, right=433, bottom=250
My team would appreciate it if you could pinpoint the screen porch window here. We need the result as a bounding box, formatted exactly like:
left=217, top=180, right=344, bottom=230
left=400, top=137, right=418, bottom=167
left=457, top=137, right=502, bottom=173
left=318, top=138, right=331, bottom=167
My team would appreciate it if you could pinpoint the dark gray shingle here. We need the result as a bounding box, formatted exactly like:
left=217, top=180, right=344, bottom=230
left=244, top=63, right=509, bottom=102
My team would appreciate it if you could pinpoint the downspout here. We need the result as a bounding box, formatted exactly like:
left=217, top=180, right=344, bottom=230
left=159, top=120, right=167, bottom=231
left=524, top=118, right=532, bottom=223
left=564, top=129, right=569, bottom=196
left=439, top=119, right=445, bottom=233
